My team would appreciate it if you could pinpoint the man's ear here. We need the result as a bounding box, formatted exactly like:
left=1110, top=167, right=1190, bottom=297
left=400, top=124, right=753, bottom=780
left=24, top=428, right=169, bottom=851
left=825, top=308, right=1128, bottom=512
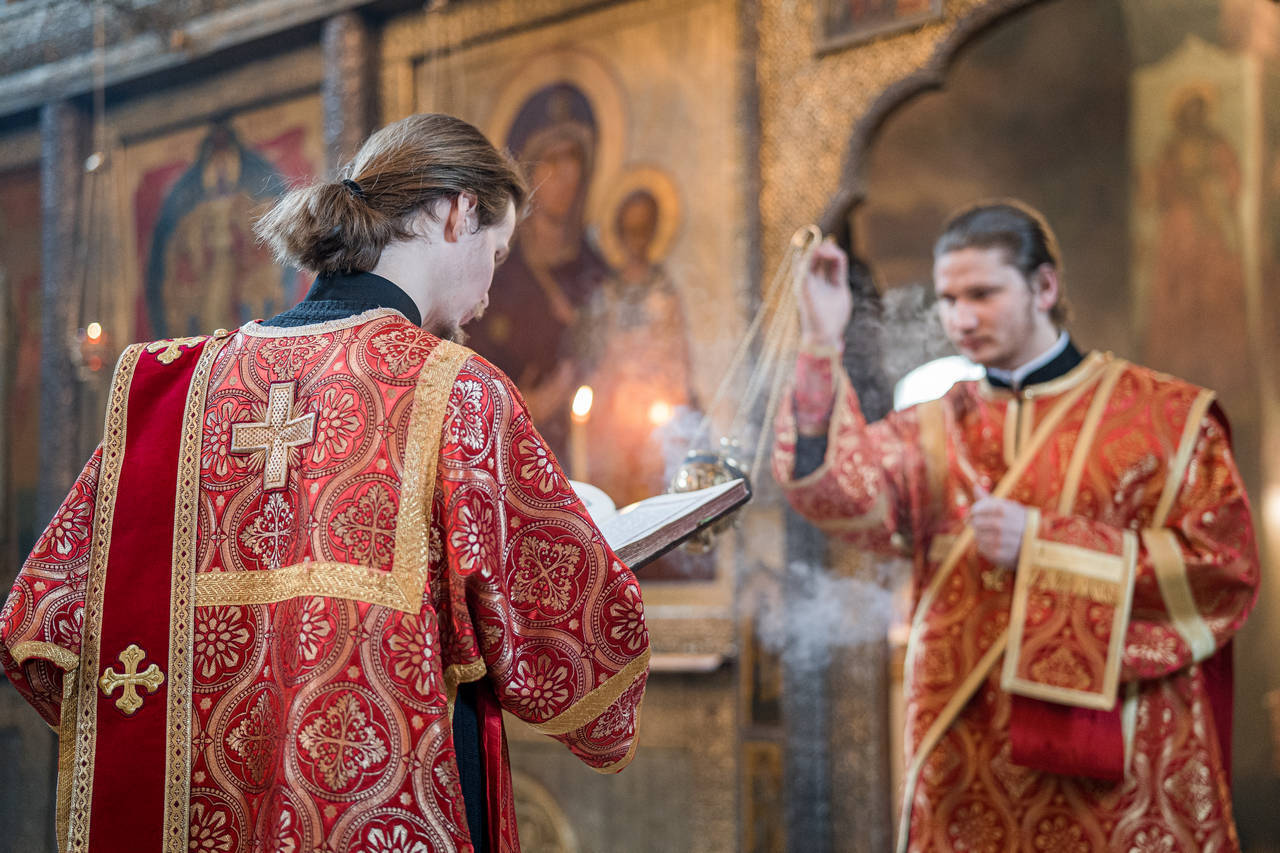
left=444, top=191, right=479, bottom=243
left=1032, top=263, right=1059, bottom=313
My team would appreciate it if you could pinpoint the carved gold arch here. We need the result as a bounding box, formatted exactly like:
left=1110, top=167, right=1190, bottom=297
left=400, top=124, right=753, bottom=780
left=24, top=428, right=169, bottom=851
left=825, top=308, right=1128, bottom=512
left=817, top=0, right=1055, bottom=241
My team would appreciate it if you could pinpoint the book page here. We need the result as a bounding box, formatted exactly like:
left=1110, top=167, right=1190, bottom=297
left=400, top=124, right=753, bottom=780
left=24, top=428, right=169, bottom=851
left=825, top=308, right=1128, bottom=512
left=569, top=480, right=618, bottom=523
left=599, top=480, right=743, bottom=551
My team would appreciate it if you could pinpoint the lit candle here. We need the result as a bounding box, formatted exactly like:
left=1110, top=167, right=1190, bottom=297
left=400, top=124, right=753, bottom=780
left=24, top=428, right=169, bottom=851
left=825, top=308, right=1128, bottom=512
left=647, top=399, right=674, bottom=426
left=570, top=385, right=593, bottom=481
left=81, top=322, right=107, bottom=372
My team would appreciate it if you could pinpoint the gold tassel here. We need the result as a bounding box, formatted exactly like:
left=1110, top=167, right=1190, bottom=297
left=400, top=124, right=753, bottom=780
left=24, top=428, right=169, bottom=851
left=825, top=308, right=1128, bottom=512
left=1028, top=566, right=1121, bottom=607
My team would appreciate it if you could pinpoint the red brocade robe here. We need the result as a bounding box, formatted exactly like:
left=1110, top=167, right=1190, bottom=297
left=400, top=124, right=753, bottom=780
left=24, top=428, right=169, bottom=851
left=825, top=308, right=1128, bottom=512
left=774, top=350, right=1259, bottom=852
left=0, top=308, right=650, bottom=852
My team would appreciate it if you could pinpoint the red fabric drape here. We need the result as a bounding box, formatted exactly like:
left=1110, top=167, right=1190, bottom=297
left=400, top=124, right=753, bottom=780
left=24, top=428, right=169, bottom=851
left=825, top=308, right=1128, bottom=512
left=90, top=342, right=205, bottom=851
left=1009, top=695, right=1125, bottom=782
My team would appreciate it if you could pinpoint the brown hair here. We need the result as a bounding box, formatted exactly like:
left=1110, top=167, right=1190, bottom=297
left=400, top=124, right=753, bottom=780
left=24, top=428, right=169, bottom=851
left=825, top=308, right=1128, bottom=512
left=934, top=199, right=1071, bottom=326
left=255, top=113, right=528, bottom=275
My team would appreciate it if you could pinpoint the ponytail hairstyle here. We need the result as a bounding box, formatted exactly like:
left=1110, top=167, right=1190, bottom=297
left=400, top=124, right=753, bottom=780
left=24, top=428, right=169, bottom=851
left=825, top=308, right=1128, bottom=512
left=255, top=113, right=528, bottom=275
left=934, top=199, right=1071, bottom=327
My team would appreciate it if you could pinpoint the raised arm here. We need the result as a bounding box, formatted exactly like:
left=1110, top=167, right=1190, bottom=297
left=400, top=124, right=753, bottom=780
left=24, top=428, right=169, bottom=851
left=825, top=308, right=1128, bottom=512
left=773, top=240, right=936, bottom=555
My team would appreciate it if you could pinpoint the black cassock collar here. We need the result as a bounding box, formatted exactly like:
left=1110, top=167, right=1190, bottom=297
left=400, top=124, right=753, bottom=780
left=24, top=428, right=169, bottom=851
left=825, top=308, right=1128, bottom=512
left=984, top=336, right=1083, bottom=391
left=260, top=271, right=422, bottom=328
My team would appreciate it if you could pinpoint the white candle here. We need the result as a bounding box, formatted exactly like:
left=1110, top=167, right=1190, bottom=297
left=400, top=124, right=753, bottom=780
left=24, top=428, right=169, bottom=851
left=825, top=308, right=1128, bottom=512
left=570, top=385, right=593, bottom=481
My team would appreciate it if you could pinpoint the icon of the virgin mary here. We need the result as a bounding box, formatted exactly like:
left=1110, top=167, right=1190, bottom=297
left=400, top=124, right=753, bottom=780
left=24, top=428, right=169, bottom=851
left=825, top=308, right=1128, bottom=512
left=468, top=83, right=612, bottom=457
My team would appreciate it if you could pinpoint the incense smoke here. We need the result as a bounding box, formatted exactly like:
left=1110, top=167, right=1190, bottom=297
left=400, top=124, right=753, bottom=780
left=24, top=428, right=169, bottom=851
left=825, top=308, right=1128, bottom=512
left=877, top=281, right=955, bottom=390
left=752, top=559, right=906, bottom=666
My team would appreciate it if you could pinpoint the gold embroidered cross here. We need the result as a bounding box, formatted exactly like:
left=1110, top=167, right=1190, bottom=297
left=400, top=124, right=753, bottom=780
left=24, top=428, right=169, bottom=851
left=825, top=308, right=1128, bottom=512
left=231, top=382, right=316, bottom=490
left=99, top=643, right=165, bottom=715
left=144, top=336, right=206, bottom=365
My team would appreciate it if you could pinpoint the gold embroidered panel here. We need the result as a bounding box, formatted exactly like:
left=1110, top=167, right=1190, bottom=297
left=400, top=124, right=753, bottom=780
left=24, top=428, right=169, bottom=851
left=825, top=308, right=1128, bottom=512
left=193, top=315, right=469, bottom=613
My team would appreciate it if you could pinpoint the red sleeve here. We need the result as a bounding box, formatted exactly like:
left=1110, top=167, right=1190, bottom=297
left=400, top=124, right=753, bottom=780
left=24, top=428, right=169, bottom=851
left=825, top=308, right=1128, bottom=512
left=432, top=357, right=649, bottom=772
left=773, top=350, right=935, bottom=558
left=1, top=448, right=102, bottom=727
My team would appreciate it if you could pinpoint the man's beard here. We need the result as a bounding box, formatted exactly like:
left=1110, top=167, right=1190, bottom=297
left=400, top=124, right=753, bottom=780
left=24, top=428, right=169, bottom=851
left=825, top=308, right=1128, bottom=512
left=428, top=322, right=469, bottom=345
left=425, top=301, right=484, bottom=344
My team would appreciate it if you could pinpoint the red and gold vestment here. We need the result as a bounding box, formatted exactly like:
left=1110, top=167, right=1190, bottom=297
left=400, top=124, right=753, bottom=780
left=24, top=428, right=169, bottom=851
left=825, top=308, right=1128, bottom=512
left=0, top=308, right=650, bottom=852
left=774, top=349, right=1258, bottom=852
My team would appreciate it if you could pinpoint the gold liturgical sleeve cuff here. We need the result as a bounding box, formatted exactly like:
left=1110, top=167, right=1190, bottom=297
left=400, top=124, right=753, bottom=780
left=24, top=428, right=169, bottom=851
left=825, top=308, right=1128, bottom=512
left=1001, top=509, right=1138, bottom=711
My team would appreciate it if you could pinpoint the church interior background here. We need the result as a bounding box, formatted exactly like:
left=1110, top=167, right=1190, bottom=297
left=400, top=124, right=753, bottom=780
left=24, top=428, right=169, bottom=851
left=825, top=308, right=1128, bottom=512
left=2, top=0, right=1280, bottom=849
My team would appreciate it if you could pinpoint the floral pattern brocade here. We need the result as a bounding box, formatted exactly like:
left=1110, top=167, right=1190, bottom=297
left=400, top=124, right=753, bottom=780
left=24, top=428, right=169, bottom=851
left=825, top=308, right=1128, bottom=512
left=1, top=314, right=649, bottom=852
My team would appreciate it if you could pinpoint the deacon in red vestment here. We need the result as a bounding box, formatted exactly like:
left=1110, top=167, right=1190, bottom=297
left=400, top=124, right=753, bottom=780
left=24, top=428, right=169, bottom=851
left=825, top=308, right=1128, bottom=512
left=774, top=201, right=1259, bottom=852
left=0, top=113, right=649, bottom=853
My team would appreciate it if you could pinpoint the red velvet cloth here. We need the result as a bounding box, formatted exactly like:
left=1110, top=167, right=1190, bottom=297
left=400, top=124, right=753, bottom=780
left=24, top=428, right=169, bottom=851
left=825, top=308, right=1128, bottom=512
left=1010, top=643, right=1234, bottom=783
left=89, top=343, right=202, bottom=851
left=1009, top=695, right=1125, bottom=782
left=1202, top=641, right=1234, bottom=778
left=478, top=682, right=508, bottom=852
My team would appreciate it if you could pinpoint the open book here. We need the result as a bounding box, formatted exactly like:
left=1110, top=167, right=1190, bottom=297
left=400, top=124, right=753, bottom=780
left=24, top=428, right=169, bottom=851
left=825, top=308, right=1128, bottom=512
left=570, top=478, right=752, bottom=570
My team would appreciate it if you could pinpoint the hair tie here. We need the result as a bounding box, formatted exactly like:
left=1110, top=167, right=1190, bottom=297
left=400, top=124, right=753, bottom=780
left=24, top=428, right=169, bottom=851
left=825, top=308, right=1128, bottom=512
left=342, top=178, right=366, bottom=200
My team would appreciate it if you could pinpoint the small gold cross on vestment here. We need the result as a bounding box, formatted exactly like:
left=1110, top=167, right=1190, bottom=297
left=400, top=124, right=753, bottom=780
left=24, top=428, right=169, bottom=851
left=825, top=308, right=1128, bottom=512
left=231, top=382, right=316, bottom=490
left=99, top=643, right=165, bottom=715
left=144, top=336, right=206, bottom=365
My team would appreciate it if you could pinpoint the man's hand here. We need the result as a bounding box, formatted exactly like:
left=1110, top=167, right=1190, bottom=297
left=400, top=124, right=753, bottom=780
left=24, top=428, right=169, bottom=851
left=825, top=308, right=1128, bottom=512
left=969, top=486, right=1028, bottom=570
left=796, top=238, right=852, bottom=350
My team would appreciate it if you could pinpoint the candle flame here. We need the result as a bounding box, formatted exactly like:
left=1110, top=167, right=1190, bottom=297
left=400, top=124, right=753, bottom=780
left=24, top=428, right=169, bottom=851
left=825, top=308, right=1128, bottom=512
left=86, top=322, right=103, bottom=342
left=647, top=399, right=674, bottom=425
left=1265, top=484, right=1280, bottom=538
left=571, top=385, right=594, bottom=421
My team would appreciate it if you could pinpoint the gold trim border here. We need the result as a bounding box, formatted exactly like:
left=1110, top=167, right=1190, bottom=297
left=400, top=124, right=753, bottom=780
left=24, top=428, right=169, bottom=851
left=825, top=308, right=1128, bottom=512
left=196, top=560, right=416, bottom=607
left=1001, top=526, right=1138, bottom=711
left=917, top=398, right=948, bottom=514
left=8, top=640, right=79, bottom=672
left=1152, top=389, right=1216, bottom=529
left=444, top=660, right=488, bottom=701
left=591, top=697, right=644, bottom=774
left=164, top=336, right=227, bottom=852
left=443, top=660, right=489, bottom=723
left=1017, top=397, right=1036, bottom=459
left=1144, top=528, right=1216, bottom=662
left=67, top=342, right=144, bottom=853
left=1057, top=360, right=1126, bottom=514
left=999, top=507, right=1044, bottom=695
left=527, top=649, right=651, bottom=736
left=392, top=340, right=473, bottom=608
left=1002, top=398, right=1019, bottom=467
left=56, top=669, right=79, bottom=851
left=237, top=307, right=407, bottom=338
left=1030, top=539, right=1128, bottom=582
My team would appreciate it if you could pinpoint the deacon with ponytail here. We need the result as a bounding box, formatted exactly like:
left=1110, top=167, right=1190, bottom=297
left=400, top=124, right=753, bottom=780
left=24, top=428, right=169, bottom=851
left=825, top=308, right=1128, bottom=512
left=256, top=112, right=527, bottom=277
left=2, top=112, right=650, bottom=853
